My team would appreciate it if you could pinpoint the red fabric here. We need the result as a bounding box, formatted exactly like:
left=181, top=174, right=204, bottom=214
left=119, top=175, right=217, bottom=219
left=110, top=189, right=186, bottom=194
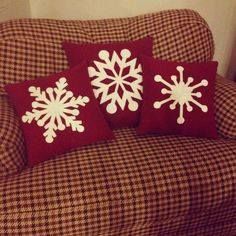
left=137, top=55, right=218, bottom=138
left=5, top=63, right=114, bottom=167
left=62, top=37, right=153, bottom=128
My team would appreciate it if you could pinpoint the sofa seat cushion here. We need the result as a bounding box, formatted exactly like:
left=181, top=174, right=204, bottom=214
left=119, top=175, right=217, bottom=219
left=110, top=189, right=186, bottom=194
left=0, top=128, right=235, bottom=235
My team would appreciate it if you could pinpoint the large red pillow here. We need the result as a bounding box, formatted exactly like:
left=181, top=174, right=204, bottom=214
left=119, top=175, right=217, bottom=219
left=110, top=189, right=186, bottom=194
left=62, top=37, right=153, bottom=128
left=5, top=63, right=114, bottom=167
left=137, top=55, right=218, bottom=138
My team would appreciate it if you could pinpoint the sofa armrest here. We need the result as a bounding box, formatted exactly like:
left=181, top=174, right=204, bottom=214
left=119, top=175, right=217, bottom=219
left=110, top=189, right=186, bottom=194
left=215, top=75, right=236, bottom=139
left=0, top=95, right=26, bottom=177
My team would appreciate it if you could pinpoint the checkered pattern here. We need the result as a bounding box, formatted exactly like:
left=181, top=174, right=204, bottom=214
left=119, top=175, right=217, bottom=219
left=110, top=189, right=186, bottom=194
left=215, top=75, right=236, bottom=139
left=0, top=9, right=236, bottom=235
left=0, top=128, right=235, bottom=235
left=0, top=9, right=214, bottom=94
left=0, top=95, right=26, bottom=177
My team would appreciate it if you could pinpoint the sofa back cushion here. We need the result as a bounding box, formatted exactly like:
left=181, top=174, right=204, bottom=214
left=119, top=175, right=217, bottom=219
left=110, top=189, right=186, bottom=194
left=2, top=9, right=226, bottom=178
left=0, top=9, right=214, bottom=94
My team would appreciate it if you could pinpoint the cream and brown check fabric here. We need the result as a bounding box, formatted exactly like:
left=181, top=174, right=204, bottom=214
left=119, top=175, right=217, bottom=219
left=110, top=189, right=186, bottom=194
left=0, top=9, right=236, bottom=235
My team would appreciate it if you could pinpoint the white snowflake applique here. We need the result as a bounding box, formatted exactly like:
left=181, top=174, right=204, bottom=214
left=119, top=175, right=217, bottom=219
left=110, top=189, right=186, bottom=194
left=88, top=49, right=143, bottom=114
left=22, top=77, right=90, bottom=143
left=153, top=66, right=208, bottom=124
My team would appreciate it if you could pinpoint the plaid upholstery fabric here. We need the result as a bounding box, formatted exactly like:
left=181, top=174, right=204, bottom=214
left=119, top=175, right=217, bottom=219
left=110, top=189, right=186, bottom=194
left=0, top=128, right=235, bottom=235
left=0, top=9, right=214, bottom=94
left=215, top=75, right=236, bottom=139
left=0, top=95, right=26, bottom=177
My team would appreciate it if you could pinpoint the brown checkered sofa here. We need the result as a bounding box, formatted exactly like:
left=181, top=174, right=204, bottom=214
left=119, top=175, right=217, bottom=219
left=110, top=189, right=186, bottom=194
left=0, top=9, right=236, bottom=235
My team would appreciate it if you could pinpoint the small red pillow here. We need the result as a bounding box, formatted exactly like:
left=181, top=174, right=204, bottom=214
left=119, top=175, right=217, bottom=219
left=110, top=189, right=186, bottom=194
left=5, top=63, right=114, bottom=167
left=62, top=37, right=153, bottom=128
left=137, top=55, right=218, bottom=138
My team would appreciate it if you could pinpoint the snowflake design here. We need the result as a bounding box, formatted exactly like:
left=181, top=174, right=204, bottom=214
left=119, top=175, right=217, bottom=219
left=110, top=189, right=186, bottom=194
left=22, top=77, right=90, bottom=143
left=88, top=49, right=143, bottom=114
left=153, top=66, right=208, bottom=124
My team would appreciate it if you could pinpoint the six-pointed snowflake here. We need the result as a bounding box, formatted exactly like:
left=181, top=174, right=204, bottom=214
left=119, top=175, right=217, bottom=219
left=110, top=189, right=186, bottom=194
left=153, top=66, right=208, bottom=124
left=88, top=49, right=143, bottom=114
left=22, top=77, right=90, bottom=143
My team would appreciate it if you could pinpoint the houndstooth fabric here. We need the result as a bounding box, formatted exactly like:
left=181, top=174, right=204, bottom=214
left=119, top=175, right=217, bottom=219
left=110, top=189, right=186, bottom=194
left=0, top=9, right=214, bottom=94
left=0, top=95, right=26, bottom=177
left=215, top=75, right=236, bottom=139
left=0, top=9, right=236, bottom=235
left=0, top=128, right=235, bottom=235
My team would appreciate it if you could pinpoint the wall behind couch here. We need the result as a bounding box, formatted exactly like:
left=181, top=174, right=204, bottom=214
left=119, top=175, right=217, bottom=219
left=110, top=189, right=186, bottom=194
left=0, top=0, right=30, bottom=21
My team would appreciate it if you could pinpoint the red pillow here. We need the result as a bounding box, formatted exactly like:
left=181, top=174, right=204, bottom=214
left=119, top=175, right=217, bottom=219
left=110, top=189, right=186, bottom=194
left=137, top=55, right=218, bottom=138
left=5, top=63, right=114, bottom=167
left=62, top=37, right=153, bottom=128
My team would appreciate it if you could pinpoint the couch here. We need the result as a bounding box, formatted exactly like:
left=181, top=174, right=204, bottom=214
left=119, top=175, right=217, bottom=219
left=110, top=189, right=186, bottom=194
left=0, top=9, right=236, bottom=235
